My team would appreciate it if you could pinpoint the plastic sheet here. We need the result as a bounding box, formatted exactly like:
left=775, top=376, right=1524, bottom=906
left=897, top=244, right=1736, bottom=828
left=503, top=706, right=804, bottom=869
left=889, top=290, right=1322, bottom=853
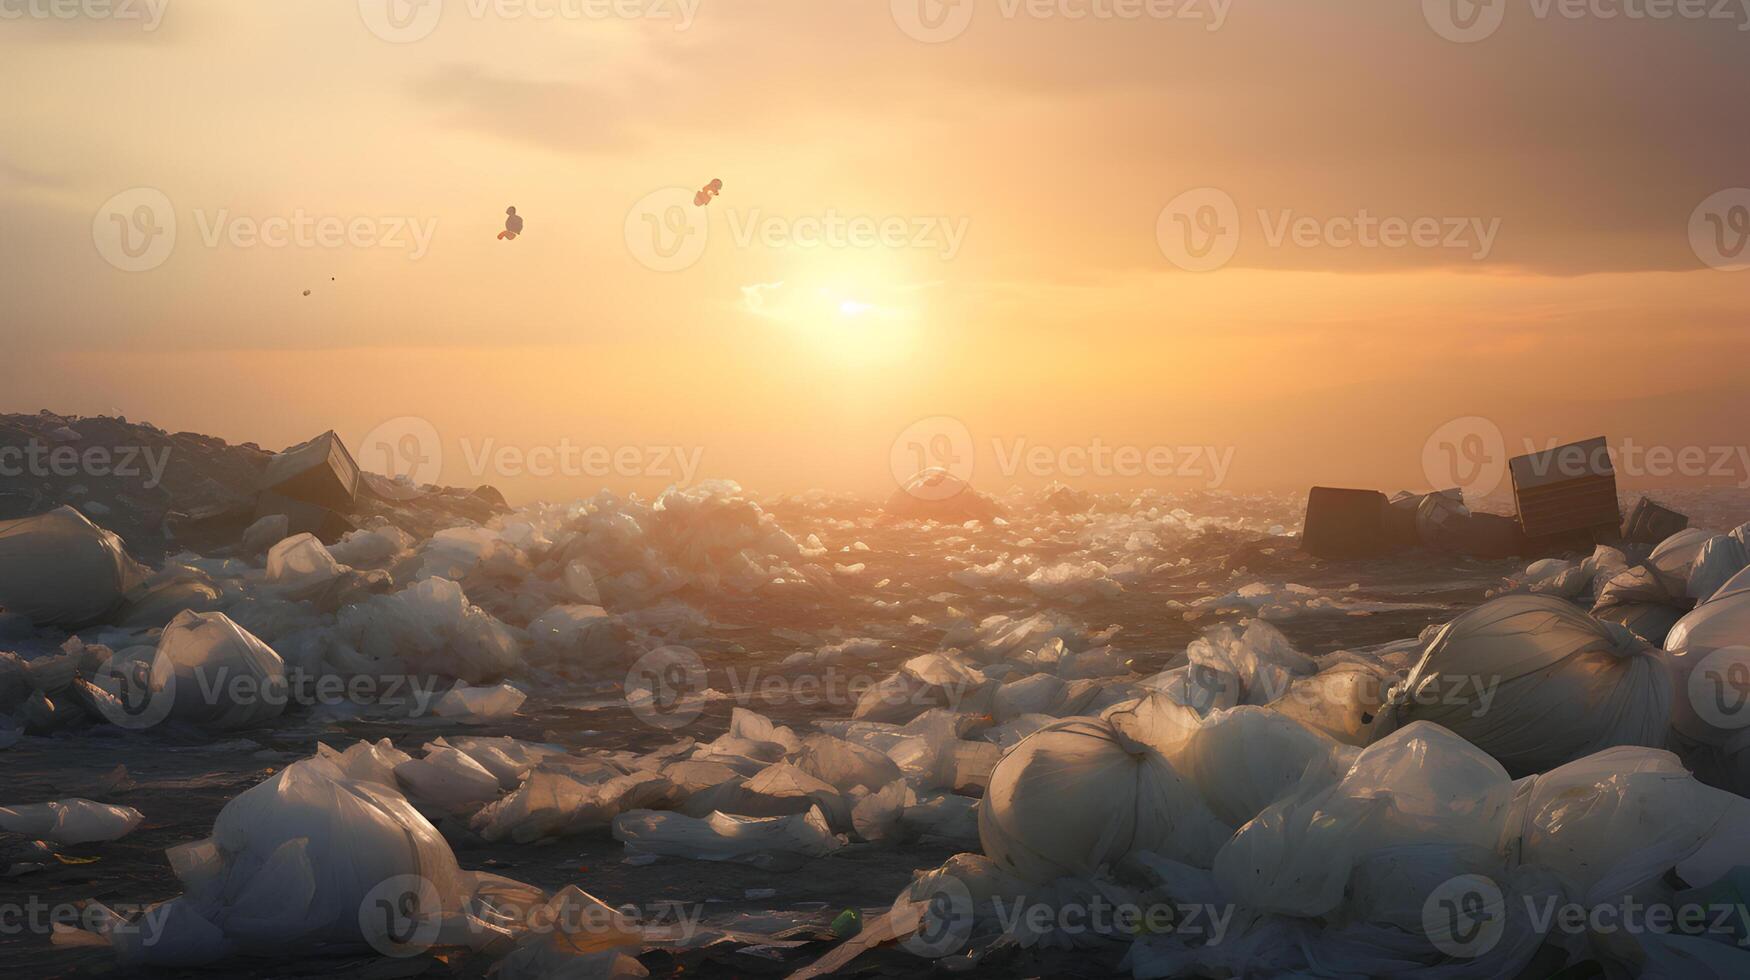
left=611, top=806, right=843, bottom=869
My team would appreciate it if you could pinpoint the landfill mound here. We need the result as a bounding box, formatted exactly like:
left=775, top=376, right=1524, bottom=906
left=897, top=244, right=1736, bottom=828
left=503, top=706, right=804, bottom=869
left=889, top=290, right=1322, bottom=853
left=3, top=419, right=1750, bottom=977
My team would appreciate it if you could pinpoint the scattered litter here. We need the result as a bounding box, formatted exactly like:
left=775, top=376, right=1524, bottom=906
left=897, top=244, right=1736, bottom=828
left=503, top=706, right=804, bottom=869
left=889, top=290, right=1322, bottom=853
left=0, top=799, right=143, bottom=844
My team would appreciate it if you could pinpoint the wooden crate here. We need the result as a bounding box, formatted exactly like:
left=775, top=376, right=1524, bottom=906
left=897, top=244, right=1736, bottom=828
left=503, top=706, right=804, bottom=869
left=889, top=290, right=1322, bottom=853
left=1510, top=436, right=1621, bottom=539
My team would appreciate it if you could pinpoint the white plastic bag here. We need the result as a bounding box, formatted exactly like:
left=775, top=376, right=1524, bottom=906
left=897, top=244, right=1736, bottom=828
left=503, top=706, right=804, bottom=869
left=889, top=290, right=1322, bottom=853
left=265, top=534, right=348, bottom=596
left=1372, top=595, right=1672, bottom=775
left=1664, top=572, right=1750, bottom=746
left=434, top=682, right=526, bottom=723
left=154, top=610, right=289, bottom=730
left=95, top=754, right=469, bottom=964
left=1213, top=721, right=1515, bottom=918
left=977, top=711, right=1230, bottom=883
left=0, top=506, right=147, bottom=627
left=0, top=798, right=143, bottom=844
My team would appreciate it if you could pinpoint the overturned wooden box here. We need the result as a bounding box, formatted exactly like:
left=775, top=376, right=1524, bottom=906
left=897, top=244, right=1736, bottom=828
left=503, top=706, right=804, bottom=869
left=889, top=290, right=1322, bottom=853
left=1509, top=436, right=1621, bottom=540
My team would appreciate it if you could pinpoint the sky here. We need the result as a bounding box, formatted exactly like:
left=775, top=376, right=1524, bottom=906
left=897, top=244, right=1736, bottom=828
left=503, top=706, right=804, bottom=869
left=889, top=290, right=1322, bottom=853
left=1, top=0, right=1747, bottom=504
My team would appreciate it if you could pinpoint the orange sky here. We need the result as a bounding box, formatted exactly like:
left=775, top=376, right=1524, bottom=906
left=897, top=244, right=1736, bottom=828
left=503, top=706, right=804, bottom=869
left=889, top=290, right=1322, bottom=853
left=2, top=2, right=1747, bottom=503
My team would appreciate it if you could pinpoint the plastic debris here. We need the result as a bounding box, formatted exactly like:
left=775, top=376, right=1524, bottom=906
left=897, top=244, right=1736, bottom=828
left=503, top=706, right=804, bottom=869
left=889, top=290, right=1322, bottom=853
left=434, top=682, right=527, bottom=722
left=612, top=806, right=843, bottom=870
left=0, top=799, right=143, bottom=844
left=0, top=506, right=148, bottom=627
left=498, top=206, right=524, bottom=240
left=1371, top=594, right=1671, bottom=775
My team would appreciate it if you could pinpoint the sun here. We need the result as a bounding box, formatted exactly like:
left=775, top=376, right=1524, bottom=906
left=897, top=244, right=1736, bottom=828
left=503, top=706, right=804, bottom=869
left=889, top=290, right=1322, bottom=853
left=739, top=254, right=926, bottom=362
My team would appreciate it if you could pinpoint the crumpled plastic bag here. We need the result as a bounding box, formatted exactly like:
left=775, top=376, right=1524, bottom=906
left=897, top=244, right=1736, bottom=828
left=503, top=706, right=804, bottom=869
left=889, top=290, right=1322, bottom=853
left=394, top=746, right=504, bottom=812
left=797, top=732, right=903, bottom=795
left=1506, top=745, right=1750, bottom=902
left=71, top=752, right=471, bottom=965
left=149, top=610, right=289, bottom=730
left=492, top=886, right=649, bottom=980
left=434, top=682, right=526, bottom=723
left=978, top=709, right=1231, bottom=884
left=332, top=577, right=521, bottom=684
left=611, top=806, right=842, bottom=870
left=265, top=534, right=348, bottom=596
left=1214, top=721, right=1516, bottom=918
left=0, top=798, right=143, bottom=844
left=473, top=766, right=672, bottom=843
left=1371, top=594, right=1672, bottom=776
left=0, top=506, right=148, bottom=627
left=1664, top=569, right=1750, bottom=749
